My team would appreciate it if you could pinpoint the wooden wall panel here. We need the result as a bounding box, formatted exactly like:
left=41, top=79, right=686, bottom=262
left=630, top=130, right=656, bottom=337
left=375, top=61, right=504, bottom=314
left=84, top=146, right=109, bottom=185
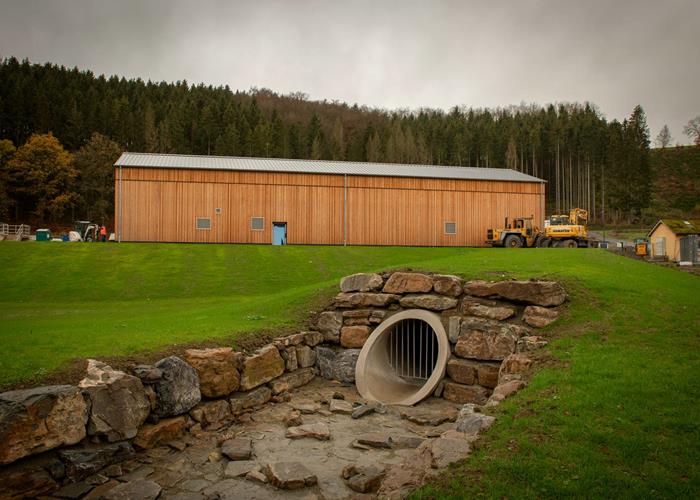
left=115, top=167, right=544, bottom=246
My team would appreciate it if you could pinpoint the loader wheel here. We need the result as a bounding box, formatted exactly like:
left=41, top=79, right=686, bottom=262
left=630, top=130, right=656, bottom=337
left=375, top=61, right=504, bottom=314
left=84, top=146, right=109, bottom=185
left=562, top=239, right=577, bottom=248
left=504, top=235, right=523, bottom=248
left=537, top=237, right=551, bottom=247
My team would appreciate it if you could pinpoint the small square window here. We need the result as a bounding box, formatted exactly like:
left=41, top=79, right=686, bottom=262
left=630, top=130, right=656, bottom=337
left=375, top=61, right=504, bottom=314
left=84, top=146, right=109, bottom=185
left=251, top=217, right=264, bottom=231
left=215, top=208, right=222, bottom=215
left=196, top=217, right=211, bottom=230
left=444, top=222, right=456, bottom=235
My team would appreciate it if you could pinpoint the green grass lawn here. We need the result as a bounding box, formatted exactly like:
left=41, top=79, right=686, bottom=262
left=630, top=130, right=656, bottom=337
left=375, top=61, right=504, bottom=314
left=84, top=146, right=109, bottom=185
left=0, top=242, right=698, bottom=496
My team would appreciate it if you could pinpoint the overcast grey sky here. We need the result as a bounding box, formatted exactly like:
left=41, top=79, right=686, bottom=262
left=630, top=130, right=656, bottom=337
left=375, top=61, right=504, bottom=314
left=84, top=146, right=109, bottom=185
left=1, top=0, right=698, bottom=143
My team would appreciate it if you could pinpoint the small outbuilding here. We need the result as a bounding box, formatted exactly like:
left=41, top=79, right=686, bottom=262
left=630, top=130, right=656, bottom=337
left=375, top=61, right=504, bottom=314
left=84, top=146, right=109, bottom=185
left=647, top=219, right=700, bottom=263
left=114, top=153, right=545, bottom=247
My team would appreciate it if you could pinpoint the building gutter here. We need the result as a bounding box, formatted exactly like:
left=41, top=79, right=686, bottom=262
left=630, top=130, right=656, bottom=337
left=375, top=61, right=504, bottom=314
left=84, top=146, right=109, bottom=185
left=118, top=165, right=122, bottom=243
left=343, top=174, right=348, bottom=246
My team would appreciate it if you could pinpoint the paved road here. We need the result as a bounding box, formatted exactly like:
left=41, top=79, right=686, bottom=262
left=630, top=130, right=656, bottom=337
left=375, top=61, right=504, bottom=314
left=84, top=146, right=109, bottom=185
left=588, top=231, right=634, bottom=248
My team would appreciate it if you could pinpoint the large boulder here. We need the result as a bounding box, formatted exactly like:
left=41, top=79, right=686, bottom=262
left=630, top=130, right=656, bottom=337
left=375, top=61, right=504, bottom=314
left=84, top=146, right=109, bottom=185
left=442, top=381, right=490, bottom=405
left=517, top=335, right=549, bottom=352
left=189, top=399, right=232, bottom=428
left=340, top=325, right=372, bottom=348
left=462, top=300, right=515, bottom=320
left=523, top=305, right=560, bottom=328
left=498, top=353, right=533, bottom=383
left=383, top=272, right=434, bottom=294
left=340, top=273, right=383, bottom=292
left=79, top=360, right=150, bottom=442
left=151, top=356, right=201, bottom=417
left=58, top=442, right=135, bottom=481
left=184, top=347, right=241, bottom=398
left=295, top=345, right=317, bottom=368
left=229, top=386, right=272, bottom=415
left=447, top=316, right=461, bottom=343
left=432, top=275, right=463, bottom=297
left=446, top=358, right=478, bottom=385
left=132, top=416, right=187, bottom=449
left=239, top=345, right=285, bottom=391
left=334, top=292, right=399, bottom=308
left=268, top=368, right=316, bottom=395
left=343, top=309, right=387, bottom=324
left=460, top=316, right=530, bottom=338
left=455, top=328, right=518, bottom=361
left=464, top=280, right=567, bottom=307
left=486, top=380, right=527, bottom=407
left=281, top=346, right=298, bottom=371
left=301, top=330, right=324, bottom=346
left=399, top=294, right=459, bottom=311
left=476, top=362, right=501, bottom=389
left=314, top=311, right=343, bottom=343
left=0, top=385, right=88, bottom=465
left=316, top=347, right=360, bottom=383
left=454, top=404, right=496, bottom=434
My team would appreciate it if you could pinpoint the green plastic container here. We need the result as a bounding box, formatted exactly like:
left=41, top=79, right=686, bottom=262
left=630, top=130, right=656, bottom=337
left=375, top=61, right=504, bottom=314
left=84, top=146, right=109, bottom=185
left=36, top=229, right=51, bottom=241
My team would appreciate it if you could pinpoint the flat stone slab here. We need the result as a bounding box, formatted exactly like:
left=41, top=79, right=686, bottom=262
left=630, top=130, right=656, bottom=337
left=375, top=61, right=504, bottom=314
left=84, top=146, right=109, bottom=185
left=351, top=402, right=382, bottom=419
left=343, top=464, right=386, bottom=493
left=221, top=437, right=252, bottom=461
left=285, top=422, right=331, bottom=441
left=329, top=398, right=354, bottom=414
left=225, top=460, right=260, bottom=477
left=292, top=401, right=320, bottom=414
left=102, top=479, right=162, bottom=500
left=355, top=432, right=393, bottom=449
left=264, top=462, right=318, bottom=490
left=399, top=406, right=458, bottom=426
left=430, top=434, right=472, bottom=469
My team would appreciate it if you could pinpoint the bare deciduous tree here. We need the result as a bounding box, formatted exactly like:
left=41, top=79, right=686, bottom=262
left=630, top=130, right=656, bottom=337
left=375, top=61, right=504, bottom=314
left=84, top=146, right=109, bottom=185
left=683, top=116, right=700, bottom=146
left=655, top=125, right=672, bottom=148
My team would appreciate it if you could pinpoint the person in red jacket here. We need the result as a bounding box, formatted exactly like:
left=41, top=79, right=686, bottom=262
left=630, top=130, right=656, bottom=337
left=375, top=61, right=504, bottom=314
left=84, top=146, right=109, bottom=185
left=99, top=225, right=107, bottom=242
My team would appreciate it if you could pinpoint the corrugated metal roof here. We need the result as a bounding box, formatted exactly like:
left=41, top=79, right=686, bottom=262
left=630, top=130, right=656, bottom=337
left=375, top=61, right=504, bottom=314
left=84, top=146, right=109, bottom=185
left=115, top=152, right=545, bottom=183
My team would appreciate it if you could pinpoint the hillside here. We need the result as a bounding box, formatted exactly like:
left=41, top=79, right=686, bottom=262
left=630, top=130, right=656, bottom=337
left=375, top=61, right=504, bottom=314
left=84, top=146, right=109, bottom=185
left=651, top=145, right=700, bottom=216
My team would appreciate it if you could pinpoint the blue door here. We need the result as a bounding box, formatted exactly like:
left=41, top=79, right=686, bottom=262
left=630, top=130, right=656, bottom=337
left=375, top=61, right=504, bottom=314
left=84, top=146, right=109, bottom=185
left=272, top=222, right=287, bottom=245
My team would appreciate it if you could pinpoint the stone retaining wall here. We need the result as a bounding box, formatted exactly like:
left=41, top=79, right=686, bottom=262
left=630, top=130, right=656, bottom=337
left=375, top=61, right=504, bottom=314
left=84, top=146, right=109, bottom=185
left=313, top=271, right=565, bottom=405
left=0, top=270, right=565, bottom=496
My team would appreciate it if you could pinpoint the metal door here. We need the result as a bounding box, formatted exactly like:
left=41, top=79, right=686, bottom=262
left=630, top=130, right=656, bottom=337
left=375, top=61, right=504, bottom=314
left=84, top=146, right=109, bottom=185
left=679, top=235, right=698, bottom=264
left=272, top=222, right=287, bottom=245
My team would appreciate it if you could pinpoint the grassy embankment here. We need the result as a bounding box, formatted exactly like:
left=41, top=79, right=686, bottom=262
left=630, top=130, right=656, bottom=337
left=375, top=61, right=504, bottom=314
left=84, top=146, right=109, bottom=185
left=0, top=242, right=698, bottom=496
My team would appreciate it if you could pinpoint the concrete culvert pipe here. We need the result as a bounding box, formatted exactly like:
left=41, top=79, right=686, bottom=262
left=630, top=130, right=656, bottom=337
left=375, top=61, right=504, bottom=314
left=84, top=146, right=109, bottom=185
left=355, top=309, right=449, bottom=406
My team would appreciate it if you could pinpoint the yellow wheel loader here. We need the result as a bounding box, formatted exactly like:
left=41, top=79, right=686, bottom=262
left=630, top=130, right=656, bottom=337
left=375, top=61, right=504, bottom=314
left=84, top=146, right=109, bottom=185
left=486, top=208, right=589, bottom=248
left=486, top=216, right=546, bottom=248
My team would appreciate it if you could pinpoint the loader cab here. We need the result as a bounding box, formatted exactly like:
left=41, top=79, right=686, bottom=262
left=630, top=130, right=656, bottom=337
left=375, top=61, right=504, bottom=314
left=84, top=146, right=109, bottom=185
left=512, top=217, right=534, bottom=237
left=548, top=215, right=570, bottom=226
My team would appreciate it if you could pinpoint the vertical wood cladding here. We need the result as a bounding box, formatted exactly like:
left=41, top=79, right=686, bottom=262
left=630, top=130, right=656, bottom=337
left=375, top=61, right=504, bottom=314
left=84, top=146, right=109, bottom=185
left=115, top=167, right=544, bottom=246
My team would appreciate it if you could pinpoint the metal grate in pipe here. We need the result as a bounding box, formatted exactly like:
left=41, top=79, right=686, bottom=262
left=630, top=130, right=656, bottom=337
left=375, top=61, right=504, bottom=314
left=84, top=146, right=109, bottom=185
left=386, top=318, right=439, bottom=384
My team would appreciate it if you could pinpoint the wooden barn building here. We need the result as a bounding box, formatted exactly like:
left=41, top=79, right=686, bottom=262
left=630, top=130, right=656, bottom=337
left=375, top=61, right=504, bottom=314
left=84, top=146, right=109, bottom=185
left=114, top=153, right=545, bottom=246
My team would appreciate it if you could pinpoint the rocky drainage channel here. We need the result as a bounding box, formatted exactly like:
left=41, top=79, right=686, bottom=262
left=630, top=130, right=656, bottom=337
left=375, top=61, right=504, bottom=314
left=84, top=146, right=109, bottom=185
left=0, top=271, right=566, bottom=499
